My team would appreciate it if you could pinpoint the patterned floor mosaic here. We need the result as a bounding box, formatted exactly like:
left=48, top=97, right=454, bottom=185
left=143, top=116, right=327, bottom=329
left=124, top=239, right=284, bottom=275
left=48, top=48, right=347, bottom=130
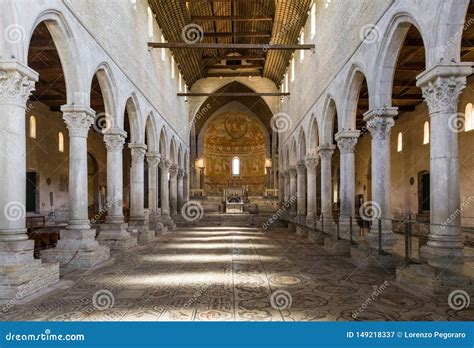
left=2, top=227, right=473, bottom=321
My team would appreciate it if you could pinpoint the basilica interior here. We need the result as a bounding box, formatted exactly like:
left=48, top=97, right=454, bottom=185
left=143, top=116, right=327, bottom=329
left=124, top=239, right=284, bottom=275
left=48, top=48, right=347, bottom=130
left=0, top=0, right=473, bottom=321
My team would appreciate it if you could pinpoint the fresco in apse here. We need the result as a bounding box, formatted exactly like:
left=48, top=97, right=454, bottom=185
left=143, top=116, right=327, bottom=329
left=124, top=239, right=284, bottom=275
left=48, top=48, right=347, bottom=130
left=203, top=112, right=267, bottom=195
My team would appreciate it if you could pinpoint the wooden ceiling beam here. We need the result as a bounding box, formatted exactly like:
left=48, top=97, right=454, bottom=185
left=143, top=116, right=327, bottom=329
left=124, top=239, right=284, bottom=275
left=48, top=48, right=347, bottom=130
left=191, top=15, right=273, bottom=22
left=206, top=72, right=262, bottom=78
left=177, top=92, right=289, bottom=97
left=203, top=31, right=271, bottom=38
left=203, top=56, right=266, bottom=62
left=149, top=42, right=315, bottom=50
left=208, top=64, right=263, bottom=70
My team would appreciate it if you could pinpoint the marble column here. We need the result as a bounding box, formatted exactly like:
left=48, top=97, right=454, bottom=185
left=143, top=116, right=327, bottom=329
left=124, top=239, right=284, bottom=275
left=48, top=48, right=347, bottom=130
left=335, top=130, right=360, bottom=239
left=169, top=164, right=178, bottom=215
left=41, top=105, right=109, bottom=269
left=288, top=167, right=297, bottom=216
left=128, top=144, right=153, bottom=242
left=146, top=151, right=160, bottom=233
left=0, top=60, right=59, bottom=303
left=97, top=128, right=137, bottom=249
left=160, top=160, right=175, bottom=230
left=278, top=172, right=285, bottom=206
left=296, top=160, right=307, bottom=220
left=183, top=171, right=190, bottom=203
left=416, top=63, right=472, bottom=268
left=319, top=145, right=335, bottom=233
left=363, top=107, right=397, bottom=251
left=283, top=170, right=290, bottom=203
left=177, top=169, right=185, bottom=212
left=305, top=156, right=319, bottom=225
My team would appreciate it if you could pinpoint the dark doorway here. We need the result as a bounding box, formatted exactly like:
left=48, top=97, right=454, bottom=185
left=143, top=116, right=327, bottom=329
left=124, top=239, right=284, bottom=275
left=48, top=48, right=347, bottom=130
left=418, top=171, right=430, bottom=214
left=26, top=171, right=38, bottom=213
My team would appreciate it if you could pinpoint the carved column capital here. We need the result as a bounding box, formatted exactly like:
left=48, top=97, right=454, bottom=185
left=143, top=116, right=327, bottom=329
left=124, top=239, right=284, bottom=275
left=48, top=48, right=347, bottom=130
left=146, top=151, right=161, bottom=168
left=129, top=143, right=147, bottom=165
left=169, top=164, right=178, bottom=178
left=61, top=105, right=95, bottom=138
left=103, top=128, right=127, bottom=152
left=318, top=144, right=336, bottom=161
left=363, top=108, right=397, bottom=141
left=160, top=159, right=171, bottom=171
left=416, top=63, right=472, bottom=114
left=296, top=160, right=306, bottom=175
left=0, top=60, right=38, bottom=107
left=288, top=166, right=297, bottom=179
left=177, top=168, right=185, bottom=178
left=335, top=130, right=361, bottom=154
left=305, top=156, right=319, bottom=174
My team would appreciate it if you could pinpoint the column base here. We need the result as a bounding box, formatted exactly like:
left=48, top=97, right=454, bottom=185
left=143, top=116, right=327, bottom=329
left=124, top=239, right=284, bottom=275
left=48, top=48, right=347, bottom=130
left=305, top=216, right=318, bottom=229
left=349, top=245, right=400, bottom=270
left=323, top=237, right=351, bottom=256
left=420, top=244, right=465, bottom=270
left=128, top=219, right=155, bottom=243
left=396, top=263, right=474, bottom=298
left=365, top=228, right=396, bottom=253
left=338, top=219, right=360, bottom=241
left=40, top=229, right=110, bottom=271
left=0, top=240, right=59, bottom=305
left=97, top=223, right=138, bottom=250
left=159, top=215, right=176, bottom=232
left=154, top=222, right=168, bottom=235
left=319, top=215, right=335, bottom=235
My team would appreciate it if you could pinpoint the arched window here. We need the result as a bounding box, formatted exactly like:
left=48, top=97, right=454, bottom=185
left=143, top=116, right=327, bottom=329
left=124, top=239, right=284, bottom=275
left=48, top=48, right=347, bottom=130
left=290, top=56, right=295, bottom=82
left=423, top=121, right=430, bottom=144
left=397, top=132, right=403, bottom=152
left=29, top=115, right=36, bottom=139
left=160, top=33, right=166, bottom=61
left=465, top=103, right=474, bottom=132
left=147, top=6, right=154, bottom=39
left=299, top=31, right=305, bottom=62
left=232, top=157, right=240, bottom=176
left=58, top=132, right=64, bottom=153
left=310, top=2, right=316, bottom=39
left=171, top=55, right=175, bottom=79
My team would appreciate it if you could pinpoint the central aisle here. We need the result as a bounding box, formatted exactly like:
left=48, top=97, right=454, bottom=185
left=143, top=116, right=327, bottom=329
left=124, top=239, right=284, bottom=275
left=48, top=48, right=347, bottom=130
left=1, top=227, right=467, bottom=321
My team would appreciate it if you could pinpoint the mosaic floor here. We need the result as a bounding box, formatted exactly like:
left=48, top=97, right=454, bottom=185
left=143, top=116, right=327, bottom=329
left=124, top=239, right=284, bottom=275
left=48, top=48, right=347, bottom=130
left=2, top=227, right=473, bottom=321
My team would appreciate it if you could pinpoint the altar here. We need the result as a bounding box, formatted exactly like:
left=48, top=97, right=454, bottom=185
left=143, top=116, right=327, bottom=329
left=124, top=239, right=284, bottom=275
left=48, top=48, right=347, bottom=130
left=224, top=188, right=245, bottom=213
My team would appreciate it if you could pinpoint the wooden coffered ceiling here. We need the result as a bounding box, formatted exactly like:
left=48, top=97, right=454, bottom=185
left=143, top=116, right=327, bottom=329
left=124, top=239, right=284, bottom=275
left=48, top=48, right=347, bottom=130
left=148, top=0, right=313, bottom=87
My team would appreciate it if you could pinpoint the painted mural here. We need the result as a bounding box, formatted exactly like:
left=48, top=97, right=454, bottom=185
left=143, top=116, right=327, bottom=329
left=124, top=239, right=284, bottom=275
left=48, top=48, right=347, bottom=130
left=203, top=112, right=267, bottom=195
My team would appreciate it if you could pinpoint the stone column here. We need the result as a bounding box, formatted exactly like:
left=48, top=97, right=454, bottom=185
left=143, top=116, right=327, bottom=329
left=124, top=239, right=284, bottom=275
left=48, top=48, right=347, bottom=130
left=41, top=105, right=109, bottom=269
left=416, top=63, right=472, bottom=268
left=288, top=167, right=297, bottom=216
left=160, top=160, right=175, bottom=230
left=0, top=60, right=59, bottom=303
left=97, top=129, right=137, bottom=249
left=177, top=169, right=185, bottom=212
left=283, top=170, right=290, bottom=203
left=146, top=151, right=160, bottom=233
left=278, top=172, right=285, bottom=206
left=296, top=160, right=307, bottom=220
left=319, top=145, right=335, bottom=233
left=128, top=144, right=153, bottom=242
left=363, top=107, right=397, bottom=251
left=169, top=164, right=178, bottom=215
left=183, top=171, right=189, bottom=203
left=335, top=130, right=360, bottom=239
left=305, top=156, right=319, bottom=225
